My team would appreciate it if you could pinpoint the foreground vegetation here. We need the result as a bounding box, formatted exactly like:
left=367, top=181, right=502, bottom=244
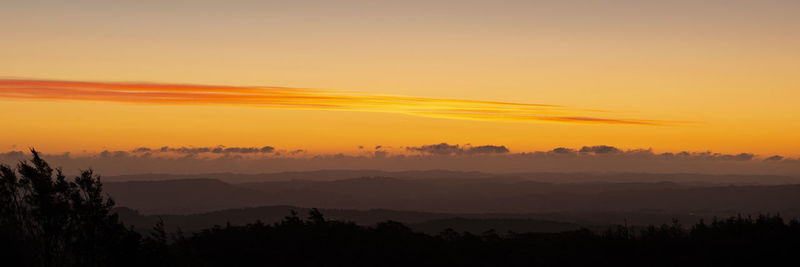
left=2, top=151, right=799, bottom=266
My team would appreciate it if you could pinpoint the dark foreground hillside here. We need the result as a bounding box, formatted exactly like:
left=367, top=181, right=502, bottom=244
left=113, top=206, right=587, bottom=234
left=141, top=211, right=800, bottom=267
left=3, top=152, right=800, bottom=266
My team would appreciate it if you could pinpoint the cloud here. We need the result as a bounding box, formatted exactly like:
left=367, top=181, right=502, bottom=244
left=543, top=146, right=764, bottom=162
left=465, top=145, right=509, bottom=154
left=579, top=145, right=622, bottom=154
left=168, top=147, right=211, bottom=154
left=134, top=146, right=275, bottom=155
left=0, top=79, right=671, bottom=126
left=719, top=153, right=755, bottom=161
left=550, top=147, right=577, bottom=154
left=0, top=150, right=26, bottom=159
left=669, top=151, right=756, bottom=161
left=406, top=143, right=509, bottom=155
left=406, top=143, right=461, bottom=155
left=765, top=155, right=784, bottom=161
left=99, top=150, right=129, bottom=158
left=212, top=146, right=275, bottom=154
left=132, top=147, right=152, bottom=153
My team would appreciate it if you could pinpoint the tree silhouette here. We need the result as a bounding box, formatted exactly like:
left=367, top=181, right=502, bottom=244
left=0, top=149, right=138, bottom=267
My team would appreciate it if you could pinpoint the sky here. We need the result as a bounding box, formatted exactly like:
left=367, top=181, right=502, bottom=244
left=1, top=0, right=799, bottom=162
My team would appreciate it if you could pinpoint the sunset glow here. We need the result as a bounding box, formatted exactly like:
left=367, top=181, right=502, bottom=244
left=1, top=1, right=799, bottom=158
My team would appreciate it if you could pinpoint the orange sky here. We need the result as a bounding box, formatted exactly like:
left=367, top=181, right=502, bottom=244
left=1, top=1, right=799, bottom=157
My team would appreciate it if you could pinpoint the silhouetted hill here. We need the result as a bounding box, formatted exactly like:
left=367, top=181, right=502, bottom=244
left=106, top=177, right=800, bottom=231
left=239, top=178, right=800, bottom=215
left=103, top=177, right=693, bottom=214
left=239, top=177, right=689, bottom=199
left=113, top=205, right=589, bottom=235
left=104, top=179, right=274, bottom=214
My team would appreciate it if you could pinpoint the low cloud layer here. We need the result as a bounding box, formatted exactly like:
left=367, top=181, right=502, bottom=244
left=0, top=79, right=668, bottom=125
left=1, top=144, right=798, bottom=177
left=149, top=146, right=275, bottom=154
left=549, top=146, right=756, bottom=161
left=95, top=146, right=276, bottom=159
left=406, top=143, right=510, bottom=155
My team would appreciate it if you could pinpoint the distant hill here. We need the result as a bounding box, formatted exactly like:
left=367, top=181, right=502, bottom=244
left=104, top=176, right=800, bottom=221
left=104, top=178, right=275, bottom=214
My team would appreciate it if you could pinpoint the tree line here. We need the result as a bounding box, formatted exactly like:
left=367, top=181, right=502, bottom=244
left=2, top=150, right=799, bottom=266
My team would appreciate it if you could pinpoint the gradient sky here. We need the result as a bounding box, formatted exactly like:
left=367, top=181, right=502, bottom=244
left=1, top=0, right=799, bottom=157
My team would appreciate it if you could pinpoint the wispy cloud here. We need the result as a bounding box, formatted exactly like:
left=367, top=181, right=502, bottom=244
left=0, top=79, right=665, bottom=125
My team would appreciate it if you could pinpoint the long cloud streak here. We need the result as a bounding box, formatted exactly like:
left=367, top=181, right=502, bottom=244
left=0, top=79, right=664, bottom=125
